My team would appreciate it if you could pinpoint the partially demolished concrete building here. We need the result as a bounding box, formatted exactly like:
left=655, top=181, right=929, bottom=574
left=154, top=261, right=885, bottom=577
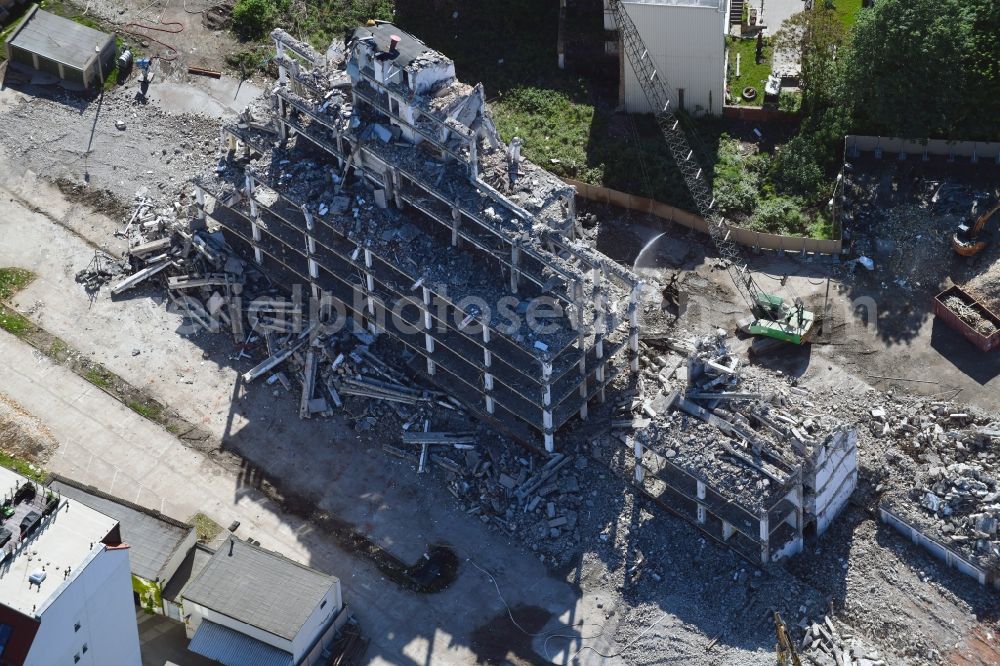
left=196, top=24, right=642, bottom=451
left=617, top=338, right=858, bottom=563
left=104, top=22, right=861, bottom=564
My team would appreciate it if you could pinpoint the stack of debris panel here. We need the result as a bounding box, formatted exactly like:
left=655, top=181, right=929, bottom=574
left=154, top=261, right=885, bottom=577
left=196, top=25, right=642, bottom=451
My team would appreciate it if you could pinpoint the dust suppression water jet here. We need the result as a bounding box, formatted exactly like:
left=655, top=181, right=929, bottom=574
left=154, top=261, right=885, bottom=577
left=633, top=232, right=665, bottom=271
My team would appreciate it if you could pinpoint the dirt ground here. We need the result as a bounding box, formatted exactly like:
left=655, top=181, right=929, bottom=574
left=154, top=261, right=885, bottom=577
left=0, top=392, right=58, bottom=463
left=1, top=23, right=1000, bottom=666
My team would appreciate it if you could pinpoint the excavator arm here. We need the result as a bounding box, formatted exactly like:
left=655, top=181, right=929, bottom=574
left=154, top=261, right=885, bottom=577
left=953, top=202, right=1000, bottom=257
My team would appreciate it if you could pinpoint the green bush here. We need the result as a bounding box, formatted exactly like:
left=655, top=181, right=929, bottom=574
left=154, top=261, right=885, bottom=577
left=712, top=136, right=770, bottom=218
left=748, top=196, right=808, bottom=235
left=232, top=0, right=276, bottom=40
left=769, top=134, right=827, bottom=197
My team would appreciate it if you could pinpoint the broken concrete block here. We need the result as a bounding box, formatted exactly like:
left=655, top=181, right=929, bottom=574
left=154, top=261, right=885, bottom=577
left=308, top=398, right=329, bottom=413
left=372, top=124, right=393, bottom=143
left=548, top=516, right=567, bottom=528
left=374, top=189, right=388, bottom=209
left=498, top=473, right=516, bottom=490
left=206, top=291, right=226, bottom=316
left=546, top=502, right=556, bottom=519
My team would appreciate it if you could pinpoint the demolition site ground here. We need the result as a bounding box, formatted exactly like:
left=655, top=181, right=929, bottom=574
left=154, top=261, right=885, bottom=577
left=1, top=7, right=1000, bottom=666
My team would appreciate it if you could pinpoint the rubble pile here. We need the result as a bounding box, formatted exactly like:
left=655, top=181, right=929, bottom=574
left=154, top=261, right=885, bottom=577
left=842, top=160, right=1000, bottom=306
left=439, top=446, right=591, bottom=565
left=967, top=256, right=1000, bottom=314
left=798, top=614, right=886, bottom=666
left=872, top=398, right=1000, bottom=567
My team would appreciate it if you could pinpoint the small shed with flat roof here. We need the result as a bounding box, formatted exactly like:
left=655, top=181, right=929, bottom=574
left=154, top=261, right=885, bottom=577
left=4, top=4, right=116, bottom=88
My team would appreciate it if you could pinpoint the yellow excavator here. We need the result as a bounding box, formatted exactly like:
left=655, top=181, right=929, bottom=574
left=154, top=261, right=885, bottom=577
left=775, top=612, right=802, bottom=666
left=953, top=202, right=1000, bottom=257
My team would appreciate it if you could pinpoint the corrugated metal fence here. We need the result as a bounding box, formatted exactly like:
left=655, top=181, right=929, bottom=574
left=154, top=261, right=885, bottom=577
left=845, top=135, right=1000, bottom=161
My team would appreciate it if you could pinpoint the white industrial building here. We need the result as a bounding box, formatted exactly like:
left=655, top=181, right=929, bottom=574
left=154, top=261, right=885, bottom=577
left=0, top=467, right=141, bottom=665
left=183, top=537, right=346, bottom=666
left=605, top=0, right=729, bottom=116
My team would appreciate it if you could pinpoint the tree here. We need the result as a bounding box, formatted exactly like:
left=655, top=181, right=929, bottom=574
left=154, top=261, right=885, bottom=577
left=769, top=8, right=850, bottom=198
left=844, top=0, right=999, bottom=139
left=772, top=7, right=848, bottom=115
left=232, top=0, right=277, bottom=41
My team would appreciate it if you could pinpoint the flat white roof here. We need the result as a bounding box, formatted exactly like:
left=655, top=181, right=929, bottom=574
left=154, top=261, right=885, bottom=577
left=0, top=467, right=118, bottom=618
left=626, top=0, right=721, bottom=8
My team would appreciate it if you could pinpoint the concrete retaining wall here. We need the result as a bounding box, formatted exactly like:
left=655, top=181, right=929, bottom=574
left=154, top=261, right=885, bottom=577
left=879, top=505, right=999, bottom=590
left=845, top=135, right=1000, bottom=162
left=564, top=178, right=843, bottom=255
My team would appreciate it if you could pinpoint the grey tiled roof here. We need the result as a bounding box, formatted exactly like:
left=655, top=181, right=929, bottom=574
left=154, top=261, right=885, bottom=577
left=49, top=476, right=194, bottom=582
left=6, top=8, right=114, bottom=68
left=182, top=537, right=339, bottom=640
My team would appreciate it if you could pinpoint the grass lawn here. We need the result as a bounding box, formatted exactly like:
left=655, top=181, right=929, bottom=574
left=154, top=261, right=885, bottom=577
left=831, top=0, right=865, bottom=29
left=0, top=268, right=33, bottom=301
left=395, top=0, right=727, bottom=206
left=726, top=36, right=772, bottom=107
left=0, top=269, right=35, bottom=336
left=192, top=512, right=224, bottom=543
left=0, top=451, right=45, bottom=482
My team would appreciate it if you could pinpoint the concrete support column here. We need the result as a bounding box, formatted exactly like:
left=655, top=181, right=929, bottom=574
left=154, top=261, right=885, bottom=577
left=381, top=169, right=394, bottom=207
left=696, top=480, right=706, bottom=524
left=511, top=243, right=521, bottom=293
left=422, top=287, right=436, bottom=376
left=759, top=513, right=770, bottom=564
left=194, top=186, right=207, bottom=227
left=302, top=205, right=319, bottom=297
left=244, top=174, right=263, bottom=266
left=574, top=280, right=588, bottom=420
left=451, top=202, right=462, bottom=247
left=276, top=41, right=287, bottom=84
left=628, top=283, right=641, bottom=373
left=363, top=248, right=376, bottom=333
left=542, top=360, right=554, bottom=452
left=276, top=96, right=288, bottom=142
left=482, top=327, right=495, bottom=415
left=469, top=138, right=478, bottom=180
left=567, top=191, right=577, bottom=240
left=795, top=483, right=804, bottom=551
left=595, top=334, right=606, bottom=404
left=392, top=168, right=405, bottom=209
left=722, top=521, right=734, bottom=541
left=633, top=437, right=644, bottom=484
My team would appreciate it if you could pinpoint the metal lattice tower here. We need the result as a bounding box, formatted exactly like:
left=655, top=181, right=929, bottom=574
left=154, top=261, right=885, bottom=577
left=608, top=0, right=762, bottom=311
